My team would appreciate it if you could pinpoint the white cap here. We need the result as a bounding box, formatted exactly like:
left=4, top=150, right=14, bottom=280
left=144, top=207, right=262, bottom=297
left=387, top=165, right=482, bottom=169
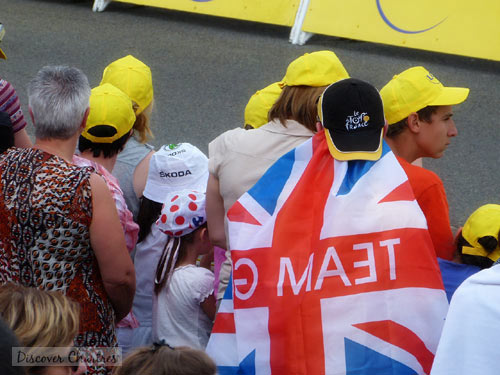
left=143, top=143, right=209, bottom=203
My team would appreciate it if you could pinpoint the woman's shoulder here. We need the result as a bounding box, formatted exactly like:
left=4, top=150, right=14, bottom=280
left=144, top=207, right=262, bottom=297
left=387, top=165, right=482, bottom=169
left=3, top=148, right=92, bottom=178
left=209, top=126, right=268, bottom=157
left=213, top=126, right=254, bottom=144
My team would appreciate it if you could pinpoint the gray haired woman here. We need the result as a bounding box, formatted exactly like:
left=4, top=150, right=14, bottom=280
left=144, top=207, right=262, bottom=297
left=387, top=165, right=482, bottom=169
left=0, top=65, right=135, bottom=375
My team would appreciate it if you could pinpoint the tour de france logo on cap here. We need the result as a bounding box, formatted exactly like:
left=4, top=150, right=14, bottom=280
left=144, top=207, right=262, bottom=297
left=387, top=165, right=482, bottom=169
left=345, top=111, right=370, bottom=131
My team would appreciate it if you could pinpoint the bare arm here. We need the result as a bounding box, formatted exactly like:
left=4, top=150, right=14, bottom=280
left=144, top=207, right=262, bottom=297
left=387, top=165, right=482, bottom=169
left=14, top=128, right=33, bottom=148
left=133, top=150, right=154, bottom=198
left=200, top=293, right=217, bottom=321
left=206, top=174, right=227, bottom=250
left=89, top=173, right=135, bottom=321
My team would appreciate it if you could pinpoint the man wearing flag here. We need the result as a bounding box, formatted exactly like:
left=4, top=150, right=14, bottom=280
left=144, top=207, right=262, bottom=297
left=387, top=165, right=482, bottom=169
left=207, top=78, right=449, bottom=375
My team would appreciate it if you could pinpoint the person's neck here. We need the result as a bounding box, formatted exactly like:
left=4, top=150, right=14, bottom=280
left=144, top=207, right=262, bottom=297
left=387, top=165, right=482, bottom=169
left=34, top=137, right=78, bottom=163
left=176, top=245, right=199, bottom=268
left=79, top=150, right=117, bottom=173
left=385, top=135, right=420, bottom=164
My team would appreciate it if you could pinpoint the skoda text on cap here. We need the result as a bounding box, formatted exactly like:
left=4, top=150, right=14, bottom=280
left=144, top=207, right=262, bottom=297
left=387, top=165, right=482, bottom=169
left=143, top=143, right=209, bottom=204
left=380, top=66, right=469, bottom=125
left=318, top=78, right=385, bottom=161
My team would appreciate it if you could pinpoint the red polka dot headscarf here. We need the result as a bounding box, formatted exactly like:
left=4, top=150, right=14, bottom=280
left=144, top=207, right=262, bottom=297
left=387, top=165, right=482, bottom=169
left=156, top=190, right=206, bottom=237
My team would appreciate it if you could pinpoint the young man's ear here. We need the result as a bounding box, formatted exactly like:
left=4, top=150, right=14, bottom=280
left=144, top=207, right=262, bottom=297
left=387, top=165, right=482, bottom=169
left=315, top=121, right=323, bottom=133
left=406, top=112, right=421, bottom=134
left=382, top=120, right=388, bottom=137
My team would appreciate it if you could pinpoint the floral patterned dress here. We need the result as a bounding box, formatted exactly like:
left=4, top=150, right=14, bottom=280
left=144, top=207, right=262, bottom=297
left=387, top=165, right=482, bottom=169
left=0, top=148, right=116, bottom=374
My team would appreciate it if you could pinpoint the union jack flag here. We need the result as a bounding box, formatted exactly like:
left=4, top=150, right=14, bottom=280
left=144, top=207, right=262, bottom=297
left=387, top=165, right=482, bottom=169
left=206, top=131, right=448, bottom=374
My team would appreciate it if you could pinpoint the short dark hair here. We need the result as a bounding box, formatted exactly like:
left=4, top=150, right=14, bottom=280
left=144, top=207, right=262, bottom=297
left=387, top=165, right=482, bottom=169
left=137, top=196, right=163, bottom=243
left=386, top=105, right=439, bottom=138
left=78, top=125, right=131, bottom=158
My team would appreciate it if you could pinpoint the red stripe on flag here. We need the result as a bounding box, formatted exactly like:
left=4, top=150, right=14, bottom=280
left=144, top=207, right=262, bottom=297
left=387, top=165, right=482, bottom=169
left=227, top=201, right=261, bottom=225
left=378, top=180, right=415, bottom=203
left=353, top=320, right=434, bottom=374
left=212, top=313, right=236, bottom=334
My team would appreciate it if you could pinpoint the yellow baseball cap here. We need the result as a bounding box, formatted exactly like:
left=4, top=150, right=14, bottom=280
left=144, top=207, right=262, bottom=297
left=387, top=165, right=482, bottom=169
left=244, top=82, right=282, bottom=129
left=81, top=83, right=136, bottom=144
left=462, top=204, right=500, bottom=262
left=380, top=66, right=469, bottom=125
left=281, top=50, right=349, bottom=87
left=100, top=55, right=153, bottom=115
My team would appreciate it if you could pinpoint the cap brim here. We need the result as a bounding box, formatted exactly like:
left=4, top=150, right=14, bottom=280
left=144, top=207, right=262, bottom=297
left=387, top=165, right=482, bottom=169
left=0, top=47, right=6, bottom=60
left=430, top=87, right=469, bottom=106
left=325, top=128, right=384, bottom=161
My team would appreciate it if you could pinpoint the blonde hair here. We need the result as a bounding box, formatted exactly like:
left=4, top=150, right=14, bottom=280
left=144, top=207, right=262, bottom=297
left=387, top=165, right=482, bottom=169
left=268, top=85, right=327, bottom=132
left=113, top=345, right=216, bottom=375
left=132, top=101, right=154, bottom=143
left=0, top=283, right=80, bottom=348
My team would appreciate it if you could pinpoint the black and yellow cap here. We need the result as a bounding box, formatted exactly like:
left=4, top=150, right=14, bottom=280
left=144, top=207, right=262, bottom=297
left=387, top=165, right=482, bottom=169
left=318, top=78, right=385, bottom=161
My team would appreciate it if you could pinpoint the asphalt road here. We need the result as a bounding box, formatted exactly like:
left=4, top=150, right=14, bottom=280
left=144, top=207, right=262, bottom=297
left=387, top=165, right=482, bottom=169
left=1, top=0, right=499, bottom=228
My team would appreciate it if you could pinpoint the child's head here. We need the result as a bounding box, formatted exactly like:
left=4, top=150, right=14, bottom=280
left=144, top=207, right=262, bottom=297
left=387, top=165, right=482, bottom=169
left=154, top=190, right=209, bottom=293
left=0, top=283, right=83, bottom=374
left=0, top=283, right=80, bottom=348
left=138, top=143, right=209, bottom=242
left=457, top=204, right=500, bottom=269
left=100, top=55, right=154, bottom=143
left=113, top=344, right=216, bottom=375
left=78, top=83, right=136, bottom=158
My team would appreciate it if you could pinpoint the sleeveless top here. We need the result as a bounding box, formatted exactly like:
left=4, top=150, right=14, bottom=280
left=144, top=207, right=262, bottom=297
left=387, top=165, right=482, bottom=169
left=112, top=137, right=154, bottom=221
left=0, top=148, right=116, bottom=374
